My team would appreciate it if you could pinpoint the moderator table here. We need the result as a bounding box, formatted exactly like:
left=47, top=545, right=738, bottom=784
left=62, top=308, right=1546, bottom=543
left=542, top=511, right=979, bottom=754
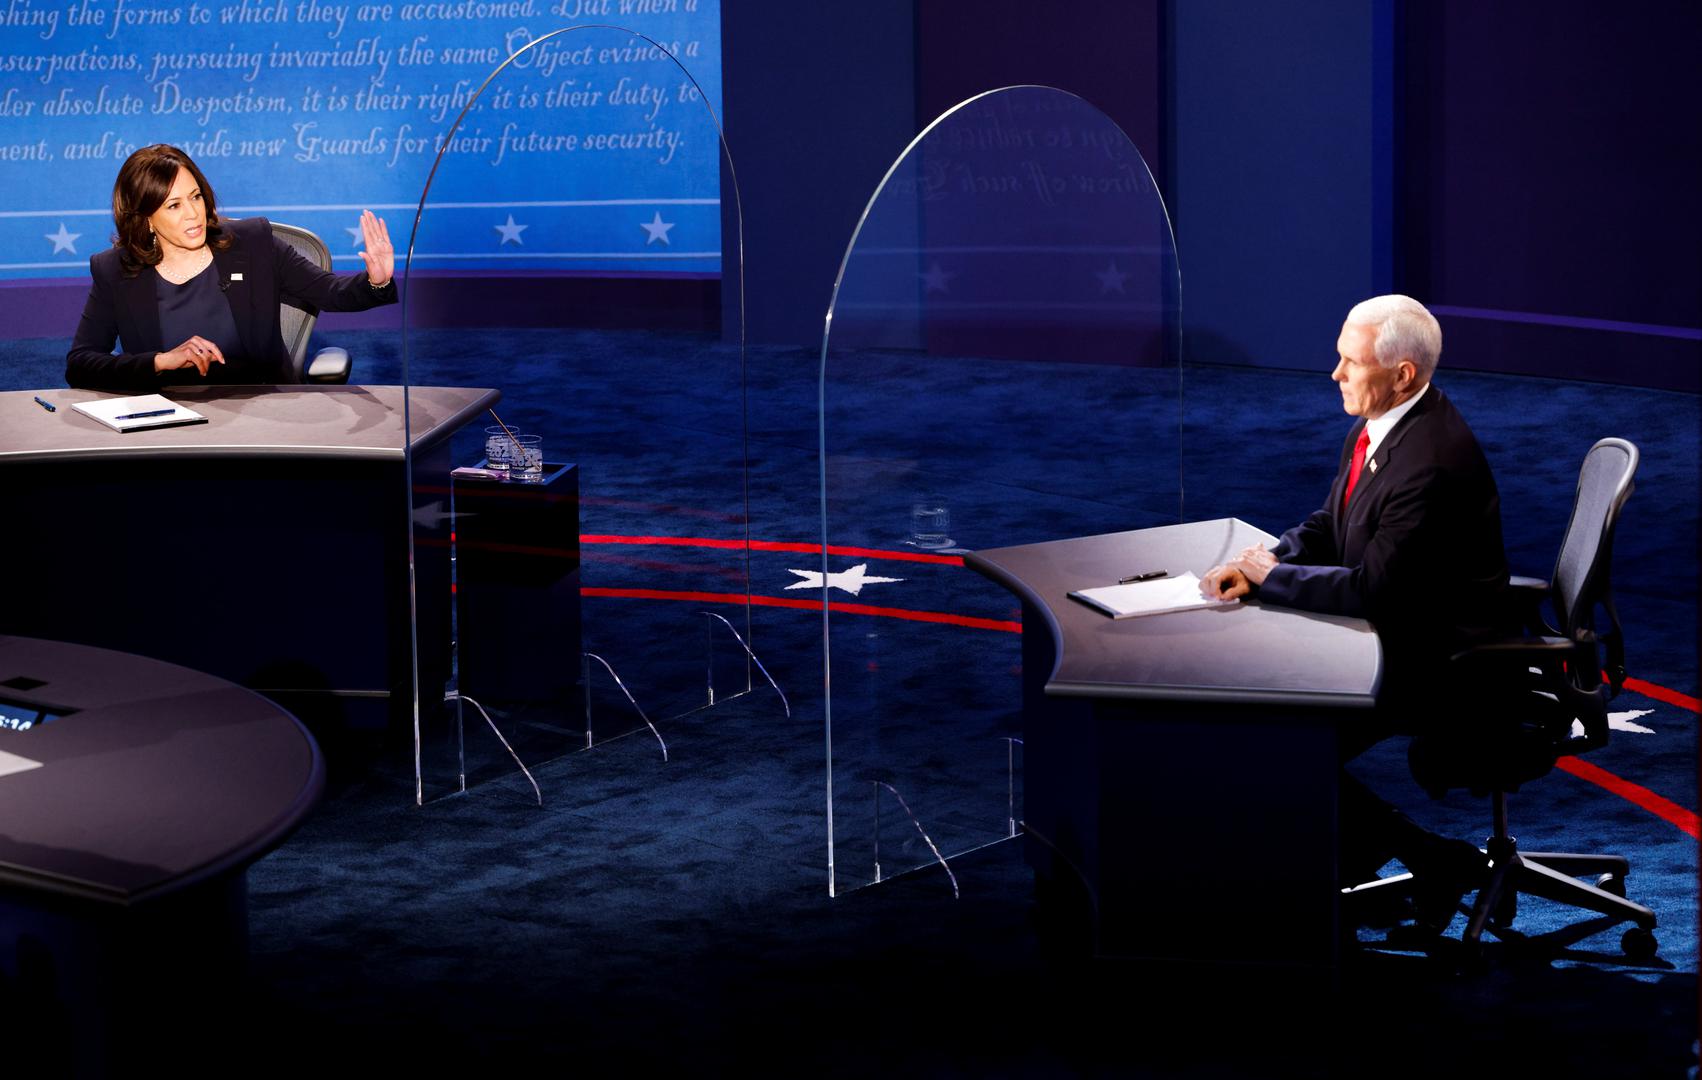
left=0, top=635, right=324, bottom=1065
left=965, top=518, right=1383, bottom=967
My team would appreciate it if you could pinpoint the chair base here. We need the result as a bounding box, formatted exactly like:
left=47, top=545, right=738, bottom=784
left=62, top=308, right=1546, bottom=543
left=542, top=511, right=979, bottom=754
left=1344, top=837, right=1658, bottom=959
left=1464, top=837, right=1657, bottom=951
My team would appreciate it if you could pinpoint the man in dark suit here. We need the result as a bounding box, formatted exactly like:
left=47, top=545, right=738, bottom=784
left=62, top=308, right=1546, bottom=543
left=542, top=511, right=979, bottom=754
left=1202, top=294, right=1507, bottom=927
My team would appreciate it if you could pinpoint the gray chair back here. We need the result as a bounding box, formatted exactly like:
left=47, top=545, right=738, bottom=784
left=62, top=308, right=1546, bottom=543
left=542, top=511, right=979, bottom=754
left=1550, top=437, right=1638, bottom=639
left=268, top=221, right=330, bottom=379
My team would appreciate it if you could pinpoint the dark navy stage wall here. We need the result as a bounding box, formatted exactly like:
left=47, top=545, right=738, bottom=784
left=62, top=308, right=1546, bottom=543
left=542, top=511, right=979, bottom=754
left=1166, top=0, right=1393, bottom=376
left=746, top=3, right=1701, bottom=390
left=719, top=0, right=1165, bottom=350
left=718, top=1, right=918, bottom=350
left=914, top=1, right=1162, bottom=182
left=1397, top=1, right=1702, bottom=393
left=1167, top=0, right=1699, bottom=391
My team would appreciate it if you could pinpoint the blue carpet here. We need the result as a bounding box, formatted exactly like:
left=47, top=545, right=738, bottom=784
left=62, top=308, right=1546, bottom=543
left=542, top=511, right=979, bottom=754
left=1, top=327, right=1695, bottom=1075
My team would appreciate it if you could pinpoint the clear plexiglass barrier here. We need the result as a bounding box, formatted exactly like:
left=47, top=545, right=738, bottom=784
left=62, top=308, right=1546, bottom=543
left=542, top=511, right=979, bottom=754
left=402, top=25, right=756, bottom=805
left=819, top=87, right=1182, bottom=894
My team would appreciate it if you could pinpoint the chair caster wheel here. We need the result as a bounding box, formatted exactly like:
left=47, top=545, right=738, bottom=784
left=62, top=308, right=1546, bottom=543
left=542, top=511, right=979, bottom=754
left=1489, top=895, right=1517, bottom=928
left=1594, top=872, right=1626, bottom=896
left=1447, top=937, right=1489, bottom=976
left=1621, top=926, right=1657, bottom=960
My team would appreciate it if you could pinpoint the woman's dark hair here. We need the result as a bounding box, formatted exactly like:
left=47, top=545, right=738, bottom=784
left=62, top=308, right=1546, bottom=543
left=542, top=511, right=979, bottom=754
left=110, top=144, right=232, bottom=275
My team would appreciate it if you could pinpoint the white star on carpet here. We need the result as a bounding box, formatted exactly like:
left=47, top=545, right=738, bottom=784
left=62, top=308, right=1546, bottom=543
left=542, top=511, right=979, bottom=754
left=45, top=223, right=80, bottom=255
left=410, top=501, right=473, bottom=529
left=1570, top=709, right=1658, bottom=740
left=1606, top=708, right=1657, bottom=736
left=1095, top=260, right=1129, bottom=295
left=784, top=563, right=905, bottom=597
left=640, top=211, right=675, bottom=246
left=920, top=261, right=955, bottom=293
left=494, top=214, right=529, bottom=246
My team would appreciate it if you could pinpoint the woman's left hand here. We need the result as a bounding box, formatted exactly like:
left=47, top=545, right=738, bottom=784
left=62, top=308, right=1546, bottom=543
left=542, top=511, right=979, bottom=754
left=357, top=209, right=394, bottom=288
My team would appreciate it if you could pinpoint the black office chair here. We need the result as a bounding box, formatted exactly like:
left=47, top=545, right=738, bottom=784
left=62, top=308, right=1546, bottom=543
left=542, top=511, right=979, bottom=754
left=270, top=221, right=352, bottom=384
left=1399, top=437, right=1658, bottom=959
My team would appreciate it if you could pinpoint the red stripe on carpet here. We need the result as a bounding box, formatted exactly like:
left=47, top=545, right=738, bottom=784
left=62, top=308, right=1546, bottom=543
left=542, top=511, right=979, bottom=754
left=580, top=587, right=1022, bottom=633
left=579, top=535, right=964, bottom=566
left=1555, top=756, right=1701, bottom=839
left=582, top=582, right=1702, bottom=834
left=1623, top=677, right=1701, bottom=714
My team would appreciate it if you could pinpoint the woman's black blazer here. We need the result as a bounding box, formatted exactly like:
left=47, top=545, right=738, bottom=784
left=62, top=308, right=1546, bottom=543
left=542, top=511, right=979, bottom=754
left=65, top=215, right=396, bottom=391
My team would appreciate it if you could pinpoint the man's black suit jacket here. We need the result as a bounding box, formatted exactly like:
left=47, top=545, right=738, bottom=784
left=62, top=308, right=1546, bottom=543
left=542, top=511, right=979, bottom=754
left=1258, top=384, right=1510, bottom=693
left=65, top=215, right=396, bottom=391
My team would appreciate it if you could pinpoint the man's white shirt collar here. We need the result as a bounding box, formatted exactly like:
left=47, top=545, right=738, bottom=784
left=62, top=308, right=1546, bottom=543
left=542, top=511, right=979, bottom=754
left=1363, top=381, right=1429, bottom=462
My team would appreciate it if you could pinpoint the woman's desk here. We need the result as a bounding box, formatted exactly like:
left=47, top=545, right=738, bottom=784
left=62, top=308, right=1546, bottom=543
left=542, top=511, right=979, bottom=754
left=965, top=519, right=1382, bottom=968
left=2, top=383, right=494, bottom=463
left=0, top=385, right=498, bottom=729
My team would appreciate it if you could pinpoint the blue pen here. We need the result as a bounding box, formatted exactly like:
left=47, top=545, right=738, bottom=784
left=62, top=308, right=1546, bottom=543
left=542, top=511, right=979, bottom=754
left=32, top=395, right=55, bottom=412
left=115, top=408, right=174, bottom=420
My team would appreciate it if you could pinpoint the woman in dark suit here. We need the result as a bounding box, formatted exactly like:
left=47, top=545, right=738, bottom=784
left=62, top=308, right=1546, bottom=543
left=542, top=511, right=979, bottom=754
left=66, top=143, right=397, bottom=391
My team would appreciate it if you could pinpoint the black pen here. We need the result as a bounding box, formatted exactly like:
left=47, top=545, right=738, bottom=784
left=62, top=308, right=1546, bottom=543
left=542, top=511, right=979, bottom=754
left=32, top=395, right=55, bottom=412
left=115, top=408, right=174, bottom=420
left=1118, top=570, right=1168, bottom=584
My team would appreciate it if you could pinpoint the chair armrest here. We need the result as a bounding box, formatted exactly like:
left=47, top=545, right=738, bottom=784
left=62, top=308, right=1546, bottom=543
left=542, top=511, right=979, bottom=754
left=1448, top=635, right=1583, bottom=694
left=1450, top=635, right=1613, bottom=752
left=1449, top=635, right=1576, bottom=664
left=1508, top=575, right=1548, bottom=598
left=306, top=346, right=351, bottom=384
left=1504, top=575, right=1553, bottom=634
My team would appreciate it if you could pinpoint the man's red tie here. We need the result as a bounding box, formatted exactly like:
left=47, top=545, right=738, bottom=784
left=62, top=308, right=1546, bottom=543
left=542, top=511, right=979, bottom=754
left=1343, top=428, right=1371, bottom=509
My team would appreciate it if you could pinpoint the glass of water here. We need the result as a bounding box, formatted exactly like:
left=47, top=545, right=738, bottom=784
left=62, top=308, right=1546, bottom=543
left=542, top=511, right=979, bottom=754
left=509, top=434, right=544, bottom=482
left=484, top=426, right=516, bottom=473
left=909, top=496, right=953, bottom=549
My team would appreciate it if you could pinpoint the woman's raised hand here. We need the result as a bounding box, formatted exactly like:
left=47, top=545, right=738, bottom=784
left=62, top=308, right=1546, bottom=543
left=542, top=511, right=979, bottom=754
left=358, top=209, right=394, bottom=288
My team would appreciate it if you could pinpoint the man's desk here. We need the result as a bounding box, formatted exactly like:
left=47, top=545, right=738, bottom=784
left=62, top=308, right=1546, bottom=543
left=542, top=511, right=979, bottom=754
left=965, top=519, right=1382, bottom=967
left=0, top=385, right=498, bottom=723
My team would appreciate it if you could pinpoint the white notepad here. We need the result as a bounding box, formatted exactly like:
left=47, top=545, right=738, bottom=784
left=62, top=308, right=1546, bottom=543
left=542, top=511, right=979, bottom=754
left=72, top=394, right=208, bottom=433
left=1068, top=572, right=1237, bottom=619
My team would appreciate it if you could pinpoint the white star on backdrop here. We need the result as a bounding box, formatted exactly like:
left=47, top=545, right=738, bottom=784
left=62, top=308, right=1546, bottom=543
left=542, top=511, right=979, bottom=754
left=785, top=564, right=905, bottom=597
left=344, top=224, right=364, bottom=247
left=640, top=211, right=675, bottom=246
left=920, top=261, right=955, bottom=293
left=1095, top=261, right=1129, bottom=295
left=494, top=214, right=528, bottom=245
left=46, top=223, right=80, bottom=254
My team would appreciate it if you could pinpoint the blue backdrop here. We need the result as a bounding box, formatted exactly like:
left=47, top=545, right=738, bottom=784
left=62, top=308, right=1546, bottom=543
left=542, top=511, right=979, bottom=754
left=0, top=0, right=722, bottom=280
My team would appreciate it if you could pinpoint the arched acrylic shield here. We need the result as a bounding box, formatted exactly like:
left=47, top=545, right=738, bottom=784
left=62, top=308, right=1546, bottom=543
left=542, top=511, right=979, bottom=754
left=819, top=87, right=1183, bottom=894
left=399, top=25, right=755, bottom=806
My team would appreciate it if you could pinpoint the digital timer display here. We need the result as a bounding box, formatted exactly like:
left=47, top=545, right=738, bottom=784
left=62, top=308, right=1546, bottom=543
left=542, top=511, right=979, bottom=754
left=0, top=695, right=72, bottom=734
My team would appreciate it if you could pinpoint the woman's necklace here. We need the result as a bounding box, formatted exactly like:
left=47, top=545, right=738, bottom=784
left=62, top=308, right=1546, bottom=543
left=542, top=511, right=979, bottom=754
left=156, top=245, right=213, bottom=285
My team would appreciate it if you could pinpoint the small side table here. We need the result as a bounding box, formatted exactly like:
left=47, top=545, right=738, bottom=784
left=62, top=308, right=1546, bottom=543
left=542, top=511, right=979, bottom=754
left=452, top=462, right=583, bottom=711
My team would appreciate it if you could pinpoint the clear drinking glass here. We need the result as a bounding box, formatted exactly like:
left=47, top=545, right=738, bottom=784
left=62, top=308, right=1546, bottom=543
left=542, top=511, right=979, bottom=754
left=509, top=435, right=543, bottom=482
left=483, top=426, right=515, bottom=473
left=909, top=496, right=953, bottom=549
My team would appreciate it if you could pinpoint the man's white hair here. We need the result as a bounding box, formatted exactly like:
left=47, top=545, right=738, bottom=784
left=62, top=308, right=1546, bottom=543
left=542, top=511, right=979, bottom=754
left=1345, top=294, right=1442, bottom=382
